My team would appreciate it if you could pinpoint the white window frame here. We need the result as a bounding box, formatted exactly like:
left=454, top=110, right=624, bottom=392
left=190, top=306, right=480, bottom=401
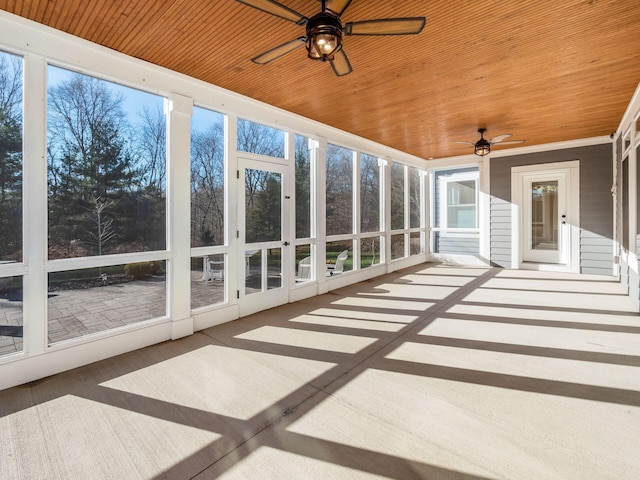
left=438, top=170, right=480, bottom=232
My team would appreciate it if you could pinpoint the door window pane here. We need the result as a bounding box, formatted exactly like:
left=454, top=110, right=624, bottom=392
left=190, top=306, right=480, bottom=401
left=237, top=119, right=284, bottom=158
left=267, top=248, right=282, bottom=290
left=47, top=66, right=166, bottom=259
left=326, top=144, right=353, bottom=236
left=245, top=169, right=281, bottom=243
left=531, top=180, right=558, bottom=251
left=0, top=51, right=22, bottom=263
left=245, top=249, right=262, bottom=295
left=360, top=154, right=380, bottom=233
left=191, top=107, right=225, bottom=247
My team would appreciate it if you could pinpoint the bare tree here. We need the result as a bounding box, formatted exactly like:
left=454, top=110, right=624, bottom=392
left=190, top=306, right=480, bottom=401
left=191, top=123, right=224, bottom=246
left=135, top=105, right=166, bottom=192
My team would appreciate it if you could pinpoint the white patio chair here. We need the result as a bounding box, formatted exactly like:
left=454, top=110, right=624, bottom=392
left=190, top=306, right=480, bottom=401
left=326, top=250, right=348, bottom=276
left=298, top=256, right=311, bottom=280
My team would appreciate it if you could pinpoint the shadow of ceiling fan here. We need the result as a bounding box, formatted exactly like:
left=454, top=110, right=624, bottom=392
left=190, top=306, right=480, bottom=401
left=236, top=0, right=426, bottom=76
left=455, top=128, right=526, bottom=156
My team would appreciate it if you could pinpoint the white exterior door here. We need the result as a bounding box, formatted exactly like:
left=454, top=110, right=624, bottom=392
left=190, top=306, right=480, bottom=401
left=238, top=158, right=290, bottom=316
left=512, top=162, right=579, bottom=271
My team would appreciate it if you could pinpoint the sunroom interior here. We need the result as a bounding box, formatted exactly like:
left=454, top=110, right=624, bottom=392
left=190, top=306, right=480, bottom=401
left=1, top=1, right=640, bottom=478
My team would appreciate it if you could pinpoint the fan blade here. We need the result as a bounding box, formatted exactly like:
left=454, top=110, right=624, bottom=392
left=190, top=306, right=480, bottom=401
left=236, top=0, right=307, bottom=25
left=493, top=140, right=526, bottom=146
left=489, top=133, right=512, bottom=143
left=251, top=37, right=306, bottom=64
left=324, top=0, right=353, bottom=16
left=453, top=141, right=475, bottom=145
left=345, top=17, right=426, bottom=36
left=330, top=48, right=353, bottom=76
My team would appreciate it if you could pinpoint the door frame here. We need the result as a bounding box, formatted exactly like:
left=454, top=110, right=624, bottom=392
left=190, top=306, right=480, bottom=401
left=511, top=161, right=580, bottom=272
left=237, top=157, right=291, bottom=317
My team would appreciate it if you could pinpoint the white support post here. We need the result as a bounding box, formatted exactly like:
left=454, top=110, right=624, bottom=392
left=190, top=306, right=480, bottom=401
left=23, top=53, right=48, bottom=355
left=166, top=93, right=194, bottom=339
left=316, top=137, right=328, bottom=292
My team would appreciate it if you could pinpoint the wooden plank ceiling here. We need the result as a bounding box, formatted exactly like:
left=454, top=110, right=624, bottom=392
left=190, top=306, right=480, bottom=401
left=3, top=0, right=640, bottom=161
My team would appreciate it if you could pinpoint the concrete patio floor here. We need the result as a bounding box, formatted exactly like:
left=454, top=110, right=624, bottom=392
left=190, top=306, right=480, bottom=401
left=1, top=264, right=639, bottom=479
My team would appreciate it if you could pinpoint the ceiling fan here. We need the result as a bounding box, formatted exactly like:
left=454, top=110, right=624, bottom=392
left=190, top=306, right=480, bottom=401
left=455, top=128, right=526, bottom=156
left=236, top=0, right=426, bottom=76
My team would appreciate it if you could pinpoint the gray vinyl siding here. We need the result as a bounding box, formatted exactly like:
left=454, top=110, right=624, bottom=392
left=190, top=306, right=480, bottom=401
left=435, top=233, right=479, bottom=254
left=490, top=196, right=511, bottom=267
left=489, top=143, right=613, bottom=274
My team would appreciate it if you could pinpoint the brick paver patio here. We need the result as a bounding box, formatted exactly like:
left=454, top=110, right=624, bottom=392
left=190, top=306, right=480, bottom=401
left=0, top=271, right=226, bottom=356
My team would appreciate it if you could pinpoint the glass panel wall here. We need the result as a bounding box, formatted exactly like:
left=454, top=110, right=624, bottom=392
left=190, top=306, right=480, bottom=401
left=0, top=51, right=22, bottom=263
left=47, top=66, right=166, bottom=258
left=237, top=118, right=285, bottom=158
left=326, top=240, right=352, bottom=276
left=326, top=144, right=353, bottom=236
left=0, top=51, right=23, bottom=356
left=390, top=162, right=405, bottom=231
left=295, top=135, right=312, bottom=239
left=190, top=106, right=226, bottom=309
left=360, top=236, right=381, bottom=268
left=360, top=153, right=380, bottom=233
left=48, top=263, right=166, bottom=344
left=46, top=66, right=167, bottom=343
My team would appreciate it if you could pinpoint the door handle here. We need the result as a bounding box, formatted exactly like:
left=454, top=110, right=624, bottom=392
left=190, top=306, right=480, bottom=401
left=283, top=241, right=290, bottom=246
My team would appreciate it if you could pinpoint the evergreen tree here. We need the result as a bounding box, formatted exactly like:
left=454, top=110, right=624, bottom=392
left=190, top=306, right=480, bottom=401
left=0, top=53, right=23, bottom=260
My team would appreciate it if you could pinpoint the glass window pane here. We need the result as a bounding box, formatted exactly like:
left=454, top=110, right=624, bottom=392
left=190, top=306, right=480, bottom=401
left=295, top=135, right=311, bottom=239
left=191, top=254, right=225, bottom=309
left=326, top=144, right=353, bottom=236
left=326, top=240, right=351, bottom=276
left=0, top=52, right=23, bottom=262
left=245, top=169, right=281, bottom=243
left=446, top=180, right=477, bottom=228
left=47, top=66, right=166, bottom=259
left=191, top=107, right=225, bottom=247
left=48, top=263, right=166, bottom=344
left=237, top=118, right=285, bottom=158
left=391, top=162, right=405, bottom=230
left=0, top=276, right=23, bottom=356
left=360, top=154, right=380, bottom=233
left=391, top=233, right=405, bottom=260
left=447, top=206, right=477, bottom=228
left=296, top=244, right=312, bottom=283
left=360, top=237, right=381, bottom=268
left=409, top=168, right=421, bottom=229
left=448, top=180, right=476, bottom=205
left=410, top=232, right=422, bottom=255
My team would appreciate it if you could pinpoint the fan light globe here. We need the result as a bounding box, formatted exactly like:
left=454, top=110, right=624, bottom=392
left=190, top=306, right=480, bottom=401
left=306, top=13, right=343, bottom=61
left=474, top=128, right=491, bottom=156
